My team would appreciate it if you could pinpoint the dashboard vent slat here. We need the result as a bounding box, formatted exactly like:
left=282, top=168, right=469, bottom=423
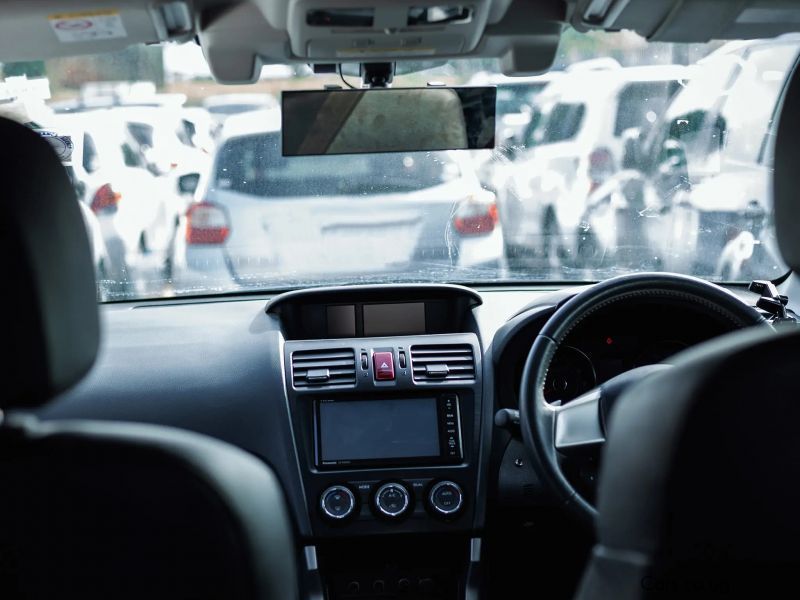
left=410, top=344, right=475, bottom=383
left=292, top=348, right=356, bottom=388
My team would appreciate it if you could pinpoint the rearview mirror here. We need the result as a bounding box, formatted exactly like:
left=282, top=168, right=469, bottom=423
left=281, top=86, right=496, bottom=156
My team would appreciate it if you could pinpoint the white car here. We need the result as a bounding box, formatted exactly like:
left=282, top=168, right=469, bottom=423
left=498, top=63, right=693, bottom=264
left=171, top=110, right=503, bottom=293
left=112, top=105, right=212, bottom=210
left=55, top=111, right=180, bottom=296
left=468, top=71, right=563, bottom=143
left=75, top=200, right=112, bottom=299
left=578, top=37, right=800, bottom=278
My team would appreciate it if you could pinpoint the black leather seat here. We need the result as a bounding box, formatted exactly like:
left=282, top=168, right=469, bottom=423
left=0, top=117, right=297, bottom=599
left=574, top=61, right=800, bottom=598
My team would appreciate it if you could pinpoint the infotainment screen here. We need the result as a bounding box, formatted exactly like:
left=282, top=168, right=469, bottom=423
left=318, top=398, right=440, bottom=464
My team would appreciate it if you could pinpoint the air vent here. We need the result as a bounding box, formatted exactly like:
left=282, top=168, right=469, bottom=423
left=292, top=348, right=356, bottom=389
left=410, top=344, right=475, bottom=382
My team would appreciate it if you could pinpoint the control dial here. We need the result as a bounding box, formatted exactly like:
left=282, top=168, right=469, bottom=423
left=374, top=483, right=411, bottom=518
left=320, top=485, right=356, bottom=520
left=428, top=481, right=464, bottom=517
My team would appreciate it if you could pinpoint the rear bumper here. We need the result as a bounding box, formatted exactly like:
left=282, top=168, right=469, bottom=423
left=455, top=228, right=505, bottom=267
left=170, top=245, right=239, bottom=294
left=171, top=229, right=504, bottom=293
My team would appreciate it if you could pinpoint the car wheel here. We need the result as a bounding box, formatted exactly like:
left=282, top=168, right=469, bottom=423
left=541, top=207, right=560, bottom=262
left=576, top=231, right=602, bottom=269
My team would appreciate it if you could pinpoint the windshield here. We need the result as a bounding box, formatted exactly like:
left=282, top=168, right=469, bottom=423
left=3, top=30, right=795, bottom=300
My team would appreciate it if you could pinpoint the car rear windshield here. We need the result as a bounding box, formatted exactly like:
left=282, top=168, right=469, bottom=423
left=207, top=104, right=265, bottom=115
left=540, top=103, right=585, bottom=143
left=614, top=80, right=681, bottom=136
left=213, top=132, right=461, bottom=197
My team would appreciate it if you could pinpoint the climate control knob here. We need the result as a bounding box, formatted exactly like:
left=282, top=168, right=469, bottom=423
left=374, top=483, right=411, bottom=518
left=428, top=481, right=464, bottom=517
left=320, top=485, right=356, bottom=520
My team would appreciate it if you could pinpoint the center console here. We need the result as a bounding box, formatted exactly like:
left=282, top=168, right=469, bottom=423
left=284, top=332, right=482, bottom=537
left=269, top=285, right=487, bottom=598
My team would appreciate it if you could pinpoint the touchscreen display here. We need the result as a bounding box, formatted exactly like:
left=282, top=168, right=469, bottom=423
left=318, top=398, right=440, bottom=462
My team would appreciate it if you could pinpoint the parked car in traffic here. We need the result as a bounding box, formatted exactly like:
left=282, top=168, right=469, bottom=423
left=171, top=109, right=503, bottom=292
left=55, top=111, right=182, bottom=296
left=497, top=63, right=693, bottom=266
left=113, top=105, right=212, bottom=209
left=21, top=121, right=112, bottom=298
left=577, top=36, right=800, bottom=278
left=468, top=71, right=562, bottom=144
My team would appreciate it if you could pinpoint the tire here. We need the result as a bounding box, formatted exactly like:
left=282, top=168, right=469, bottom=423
left=576, top=231, right=602, bottom=270
left=541, top=206, right=560, bottom=261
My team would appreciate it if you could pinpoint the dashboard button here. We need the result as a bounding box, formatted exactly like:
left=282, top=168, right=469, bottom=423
left=373, top=351, right=395, bottom=381
left=374, top=482, right=410, bottom=518
left=320, top=485, right=356, bottom=520
left=428, top=481, right=463, bottom=517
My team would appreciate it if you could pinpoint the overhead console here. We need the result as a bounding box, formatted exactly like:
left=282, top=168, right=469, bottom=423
left=286, top=0, right=493, bottom=60
left=266, top=284, right=487, bottom=543
left=199, top=0, right=566, bottom=83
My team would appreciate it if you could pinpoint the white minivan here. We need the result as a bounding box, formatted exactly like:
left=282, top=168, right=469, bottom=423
left=498, top=63, right=693, bottom=265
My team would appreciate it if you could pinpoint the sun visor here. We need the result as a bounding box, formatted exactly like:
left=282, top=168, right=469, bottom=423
left=571, top=0, right=800, bottom=42
left=0, top=0, right=195, bottom=63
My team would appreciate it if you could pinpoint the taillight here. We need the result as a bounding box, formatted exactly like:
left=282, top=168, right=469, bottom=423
left=91, top=183, right=121, bottom=213
left=453, top=195, right=499, bottom=236
left=588, top=147, right=614, bottom=194
left=186, top=201, right=230, bottom=245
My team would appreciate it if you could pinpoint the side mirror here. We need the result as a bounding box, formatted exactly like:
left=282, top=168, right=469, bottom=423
left=178, top=173, right=200, bottom=196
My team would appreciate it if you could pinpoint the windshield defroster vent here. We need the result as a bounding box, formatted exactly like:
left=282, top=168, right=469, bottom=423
left=410, top=344, right=475, bottom=382
left=292, top=348, right=356, bottom=389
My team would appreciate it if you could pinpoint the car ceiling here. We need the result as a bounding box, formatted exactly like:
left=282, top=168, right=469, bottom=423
left=1, top=0, right=800, bottom=83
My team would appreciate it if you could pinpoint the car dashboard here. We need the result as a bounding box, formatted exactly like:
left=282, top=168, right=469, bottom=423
left=34, top=281, right=767, bottom=599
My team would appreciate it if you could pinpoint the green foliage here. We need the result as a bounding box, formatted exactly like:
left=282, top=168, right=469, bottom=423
left=2, top=60, right=46, bottom=78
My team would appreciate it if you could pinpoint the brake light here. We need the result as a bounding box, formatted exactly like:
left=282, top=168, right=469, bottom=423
left=453, top=195, right=499, bottom=236
left=186, top=201, right=230, bottom=245
left=90, top=183, right=121, bottom=213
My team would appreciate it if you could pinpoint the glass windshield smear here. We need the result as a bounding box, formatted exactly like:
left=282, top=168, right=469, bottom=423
left=2, top=30, right=795, bottom=300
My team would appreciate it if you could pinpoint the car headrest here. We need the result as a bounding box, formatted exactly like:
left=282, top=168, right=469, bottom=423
left=773, top=58, right=800, bottom=274
left=0, top=117, right=99, bottom=410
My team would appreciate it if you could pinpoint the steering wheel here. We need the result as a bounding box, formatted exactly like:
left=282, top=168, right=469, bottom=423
left=519, top=273, right=766, bottom=523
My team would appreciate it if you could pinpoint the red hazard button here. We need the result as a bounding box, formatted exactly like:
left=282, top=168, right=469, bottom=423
left=373, top=351, right=395, bottom=381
